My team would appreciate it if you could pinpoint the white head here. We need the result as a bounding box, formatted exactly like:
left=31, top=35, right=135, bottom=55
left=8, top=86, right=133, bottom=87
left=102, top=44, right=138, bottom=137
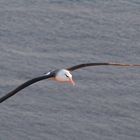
left=55, top=69, right=75, bottom=85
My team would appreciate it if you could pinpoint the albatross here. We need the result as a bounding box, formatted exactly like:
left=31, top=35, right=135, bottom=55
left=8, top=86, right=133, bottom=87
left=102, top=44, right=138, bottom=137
left=0, top=62, right=140, bottom=103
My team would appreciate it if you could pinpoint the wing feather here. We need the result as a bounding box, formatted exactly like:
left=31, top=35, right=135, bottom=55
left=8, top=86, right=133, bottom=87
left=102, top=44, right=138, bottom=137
left=0, top=73, right=54, bottom=103
left=67, top=62, right=140, bottom=71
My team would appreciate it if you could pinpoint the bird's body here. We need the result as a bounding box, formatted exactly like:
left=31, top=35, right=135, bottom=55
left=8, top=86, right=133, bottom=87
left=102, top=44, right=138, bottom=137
left=0, top=62, right=140, bottom=103
left=55, top=69, right=74, bottom=83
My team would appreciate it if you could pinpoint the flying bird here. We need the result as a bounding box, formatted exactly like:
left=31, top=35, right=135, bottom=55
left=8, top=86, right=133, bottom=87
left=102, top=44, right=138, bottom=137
left=0, top=62, right=140, bottom=103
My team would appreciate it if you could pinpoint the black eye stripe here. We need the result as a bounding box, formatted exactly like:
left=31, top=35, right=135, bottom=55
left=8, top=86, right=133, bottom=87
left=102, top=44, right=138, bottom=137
left=65, top=74, right=69, bottom=77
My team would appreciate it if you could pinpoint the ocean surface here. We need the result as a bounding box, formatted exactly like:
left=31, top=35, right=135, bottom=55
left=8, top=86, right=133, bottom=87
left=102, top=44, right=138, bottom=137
left=0, top=0, right=140, bottom=140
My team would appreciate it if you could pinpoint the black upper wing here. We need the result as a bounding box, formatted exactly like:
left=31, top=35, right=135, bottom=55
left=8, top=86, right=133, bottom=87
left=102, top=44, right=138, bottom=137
left=0, top=72, right=54, bottom=103
left=67, top=62, right=140, bottom=71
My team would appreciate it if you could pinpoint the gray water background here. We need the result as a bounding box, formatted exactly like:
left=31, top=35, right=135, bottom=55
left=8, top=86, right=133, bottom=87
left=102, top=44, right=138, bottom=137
left=0, top=0, right=140, bottom=140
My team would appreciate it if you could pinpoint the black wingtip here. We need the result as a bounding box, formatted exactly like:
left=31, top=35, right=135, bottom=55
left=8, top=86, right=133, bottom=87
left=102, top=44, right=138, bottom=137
left=0, top=94, right=11, bottom=103
left=0, top=73, right=55, bottom=103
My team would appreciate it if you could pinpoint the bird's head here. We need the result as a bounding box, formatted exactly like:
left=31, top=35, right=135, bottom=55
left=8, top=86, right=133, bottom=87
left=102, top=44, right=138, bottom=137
left=55, top=69, right=75, bottom=86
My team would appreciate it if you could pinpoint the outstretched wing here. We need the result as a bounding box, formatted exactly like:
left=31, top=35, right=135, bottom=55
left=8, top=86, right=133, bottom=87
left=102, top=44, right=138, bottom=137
left=67, top=62, right=140, bottom=71
left=0, top=72, right=54, bottom=103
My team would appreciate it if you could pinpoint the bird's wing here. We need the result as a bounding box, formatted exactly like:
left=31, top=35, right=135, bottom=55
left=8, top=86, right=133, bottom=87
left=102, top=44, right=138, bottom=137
left=67, top=62, right=140, bottom=71
left=0, top=72, right=54, bottom=103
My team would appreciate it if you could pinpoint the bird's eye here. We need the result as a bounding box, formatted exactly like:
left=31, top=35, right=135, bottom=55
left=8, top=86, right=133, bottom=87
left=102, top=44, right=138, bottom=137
left=65, top=74, right=69, bottom=78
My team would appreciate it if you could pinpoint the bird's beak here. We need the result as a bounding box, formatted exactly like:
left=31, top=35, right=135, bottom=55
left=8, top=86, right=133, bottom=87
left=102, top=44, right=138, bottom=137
left=69, top=78, right=75, bottom=86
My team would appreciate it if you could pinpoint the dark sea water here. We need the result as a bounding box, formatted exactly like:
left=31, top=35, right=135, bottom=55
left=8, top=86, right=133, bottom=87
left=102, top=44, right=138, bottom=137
left=0, top=0, right=140, bottom=140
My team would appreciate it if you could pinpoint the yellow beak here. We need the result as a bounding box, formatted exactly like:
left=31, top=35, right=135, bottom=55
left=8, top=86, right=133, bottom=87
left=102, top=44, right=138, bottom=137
left=69, top=78, right=75, bottom=86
